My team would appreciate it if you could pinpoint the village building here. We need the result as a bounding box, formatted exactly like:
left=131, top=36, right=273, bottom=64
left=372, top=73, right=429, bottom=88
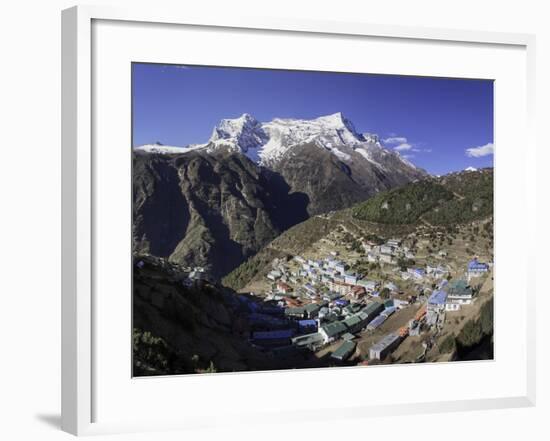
left=341, top=332, right=356, bottom=341
left=322, top=291, right=342, bottom=302
left=312, top=260, right=322, bottom=268
left=392, top=298, right=409, bottom=309
left=320, top=321, right=347, bottom=343
left=331, top=340, right=357, bottom=361
left=367, top=314, right=386, bottom=330
left=284, top=306, right=306, bottom=319
left=291, top=332, right=323, bottom=348
left=328, top=280, right=353, bottom=296
left=426, top=290, right=448, bottom=325
left=381, top=306, right=397, bottom=318
left=362, top=301, right=385, bottom=323
left=344, top=273, right=358, bottom=285
left=334, top=262, right=346, bottom=274
left=407, top=267, right=426, bottom=280
left=333, top=298, right=350, bottom=308
left=369, top=333, right=402, bottom=360
left=304, top=303, right=321, bottom=319
left=357, top=279, right=378, bottom=292
left=468, top=258, right=489, bottom=277
left=350, top=285, right=366, bottom=300
left=303, top=283, right=318, bottom=296
left=267, top=270, right=282, bottom=281
left=276, top=281, right=292, bottom=294
left=428, top=290, right=448, bottom=310
left=251, top=329, right=294, bottom=347
left=342, top=303, right=363, bottom=316
left=318, top=306, right=330, bottom=320
left=446, top=279, right=474, bottom=310
left=297, top=319, right=318, bottom=333
left=342, top=314, right=363, bottom=333
left=387, top=238, right=401, bottom=248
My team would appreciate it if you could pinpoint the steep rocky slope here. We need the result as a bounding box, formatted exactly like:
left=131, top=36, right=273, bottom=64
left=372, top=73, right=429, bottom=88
left=133, top=150, right=308, bottom=279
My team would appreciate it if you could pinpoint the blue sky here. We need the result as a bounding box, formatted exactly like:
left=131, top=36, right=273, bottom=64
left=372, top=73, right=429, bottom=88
left=132, top=63, right=493, bottom=175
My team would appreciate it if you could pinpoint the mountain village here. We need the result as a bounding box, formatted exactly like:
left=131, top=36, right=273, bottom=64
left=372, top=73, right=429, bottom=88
left=234, top=223, right=493, bottom=365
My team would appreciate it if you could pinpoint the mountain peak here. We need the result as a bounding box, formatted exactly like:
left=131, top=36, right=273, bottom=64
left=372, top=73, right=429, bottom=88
left=315, top=111, right=345, bottom=123
left=314, top=112, right=357, bottom=134
left=208, top=113, right=268, bottom=156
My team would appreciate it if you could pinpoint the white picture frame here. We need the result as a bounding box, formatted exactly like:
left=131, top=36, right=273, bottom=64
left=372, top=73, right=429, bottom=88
left=62, top=5, right=537, bottom=436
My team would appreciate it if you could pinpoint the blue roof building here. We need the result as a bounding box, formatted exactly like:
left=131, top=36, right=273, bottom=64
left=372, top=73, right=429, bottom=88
left=367, top=314, right=386, bottom=330
left=252, top=329, right=294, bottom=341
left=298, top=319, right=318, bottom=331
left=428, top=290, right=448, bottom=305
left=468, top=259, right=489, bottom=273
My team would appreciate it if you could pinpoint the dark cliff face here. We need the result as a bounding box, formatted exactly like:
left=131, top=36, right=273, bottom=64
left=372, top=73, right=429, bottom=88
left=133, top=156, right=190, bottom=257
left=133, top=150, right=309, bottom=279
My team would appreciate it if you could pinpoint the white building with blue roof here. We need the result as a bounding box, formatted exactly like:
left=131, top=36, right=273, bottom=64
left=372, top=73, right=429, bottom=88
left=468, top=258, right=489, bottom=277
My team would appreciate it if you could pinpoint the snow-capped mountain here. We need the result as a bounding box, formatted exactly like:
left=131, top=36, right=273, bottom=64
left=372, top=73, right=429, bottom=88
left=135, top=112, right=423, bottom=175
left=203, top=112, right=416, bottom=170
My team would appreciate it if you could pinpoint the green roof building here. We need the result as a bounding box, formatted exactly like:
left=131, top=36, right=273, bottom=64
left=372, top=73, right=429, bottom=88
left=331, top=341, right=357, bottom=361
left=320, top=321, right=347, bottom=343
left=342, top=314, right=363, bottom=333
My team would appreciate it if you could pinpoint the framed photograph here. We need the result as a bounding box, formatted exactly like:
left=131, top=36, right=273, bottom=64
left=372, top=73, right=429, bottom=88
left=62, top=5, right=536, bottom=436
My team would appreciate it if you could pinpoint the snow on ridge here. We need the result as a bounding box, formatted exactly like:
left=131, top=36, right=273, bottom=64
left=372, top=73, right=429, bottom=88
left=331, top=147, right=351, bottom=161
left=396, top=153, right=417, bottom=169
left=355, top=147, right=387, bottom=171
left=465, top=166, right=478, bottom=172
left=133, top=143, right=205, bottom=155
